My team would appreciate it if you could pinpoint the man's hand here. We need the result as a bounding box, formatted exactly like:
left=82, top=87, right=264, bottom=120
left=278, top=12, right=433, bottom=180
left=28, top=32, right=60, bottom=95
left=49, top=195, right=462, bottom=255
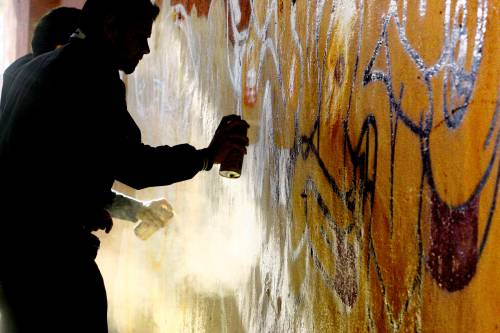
left=207, top=115, right=250, bottom=165
left=137, top=199, right=173, bottom=224
left=135, top=199, right=174, bottom=240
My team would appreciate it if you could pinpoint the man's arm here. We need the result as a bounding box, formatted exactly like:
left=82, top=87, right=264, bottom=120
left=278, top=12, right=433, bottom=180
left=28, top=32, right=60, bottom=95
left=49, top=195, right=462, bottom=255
left=113, top=113, right=249, bottom=190
left=114, top=143, right=213, bottom=190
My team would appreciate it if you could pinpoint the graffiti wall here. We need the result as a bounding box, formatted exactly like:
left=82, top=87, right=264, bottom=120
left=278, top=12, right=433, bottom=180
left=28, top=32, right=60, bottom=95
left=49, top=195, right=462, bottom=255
left=96, top=0, right=500, bottom=332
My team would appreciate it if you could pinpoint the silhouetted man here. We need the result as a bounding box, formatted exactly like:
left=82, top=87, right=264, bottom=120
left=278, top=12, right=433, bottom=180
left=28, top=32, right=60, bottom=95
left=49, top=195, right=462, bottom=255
left=0, top=0, right=249, bottom=332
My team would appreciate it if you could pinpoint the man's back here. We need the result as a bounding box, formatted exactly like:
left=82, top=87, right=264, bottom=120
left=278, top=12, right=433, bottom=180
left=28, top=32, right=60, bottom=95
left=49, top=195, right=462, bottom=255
left=0, top=40, right=125, bottom=246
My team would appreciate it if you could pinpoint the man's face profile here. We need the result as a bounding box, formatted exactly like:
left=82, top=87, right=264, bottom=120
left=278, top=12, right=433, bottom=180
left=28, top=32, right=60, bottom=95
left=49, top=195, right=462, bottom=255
left=106, top=17, right=153, bottom=74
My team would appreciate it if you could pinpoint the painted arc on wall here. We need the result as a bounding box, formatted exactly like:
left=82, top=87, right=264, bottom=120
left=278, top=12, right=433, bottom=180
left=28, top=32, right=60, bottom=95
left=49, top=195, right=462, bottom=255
left=95, top=0, right=500, bottom=332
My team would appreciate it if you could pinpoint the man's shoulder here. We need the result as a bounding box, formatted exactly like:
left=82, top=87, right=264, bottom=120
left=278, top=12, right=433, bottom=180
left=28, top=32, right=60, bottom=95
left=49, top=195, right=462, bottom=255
left=1, top=54, right=34, bottom=110
left=3, top=54, right=33, bottom=81
left=14, top=49, right=66, bottom=87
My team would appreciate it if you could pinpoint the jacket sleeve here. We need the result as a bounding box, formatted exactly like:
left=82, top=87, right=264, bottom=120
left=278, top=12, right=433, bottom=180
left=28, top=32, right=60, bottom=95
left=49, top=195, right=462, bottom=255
left=114, top=142, right=212, bottom=190
left=106, top=192, right=143, bottom=222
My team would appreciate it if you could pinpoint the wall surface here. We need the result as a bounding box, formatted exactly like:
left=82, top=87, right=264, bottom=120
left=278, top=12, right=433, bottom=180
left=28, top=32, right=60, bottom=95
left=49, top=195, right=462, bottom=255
left=0, top=0, right=30, bottom=76
left=95, top=0, right=500, bottom=332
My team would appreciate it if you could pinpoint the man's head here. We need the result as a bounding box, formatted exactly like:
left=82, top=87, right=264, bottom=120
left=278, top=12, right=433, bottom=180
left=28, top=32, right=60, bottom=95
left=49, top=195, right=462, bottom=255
left=32, top=7, right=81, bottom=56
left=80, top=0, right=160, bottom=74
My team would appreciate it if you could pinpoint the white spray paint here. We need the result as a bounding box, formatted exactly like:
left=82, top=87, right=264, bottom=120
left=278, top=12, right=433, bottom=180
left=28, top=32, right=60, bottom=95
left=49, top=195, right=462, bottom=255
left=419, top=0, right=427, bottom=17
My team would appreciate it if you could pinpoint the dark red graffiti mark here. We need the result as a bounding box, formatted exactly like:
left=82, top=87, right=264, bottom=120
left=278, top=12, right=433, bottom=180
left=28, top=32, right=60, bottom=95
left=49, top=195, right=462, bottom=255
left=170, top=0, right=251, bottom=43
left=426, top=191, right=478, bottom=292
left=333, top=233, right=358, bottom=307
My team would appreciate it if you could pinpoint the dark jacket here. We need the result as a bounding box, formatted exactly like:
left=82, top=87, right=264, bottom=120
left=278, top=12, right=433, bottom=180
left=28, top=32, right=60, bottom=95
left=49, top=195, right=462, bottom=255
left=0, top=37, right=207, bottom=245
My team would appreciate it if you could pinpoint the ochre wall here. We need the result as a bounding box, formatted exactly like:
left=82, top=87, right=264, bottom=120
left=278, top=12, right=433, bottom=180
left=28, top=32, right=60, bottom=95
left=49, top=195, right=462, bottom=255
left=227, top=0, right=500, bottom=331
left=264, top=0, right=500, bottom=331
left=112, top=0, right=500, bottom=331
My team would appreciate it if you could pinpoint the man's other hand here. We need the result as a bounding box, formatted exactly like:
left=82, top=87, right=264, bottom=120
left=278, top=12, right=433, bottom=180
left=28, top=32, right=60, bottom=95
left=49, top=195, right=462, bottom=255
left=137, top=199, right=173, bottom=225
left=208, top=114, right=250, bottom=164
left=135, top=199, right=174, bottom=240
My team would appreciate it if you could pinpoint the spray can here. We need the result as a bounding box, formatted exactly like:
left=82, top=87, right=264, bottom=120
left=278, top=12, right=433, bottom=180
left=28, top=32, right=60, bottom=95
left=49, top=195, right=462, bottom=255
left=219, top=122, right=248, bottom=178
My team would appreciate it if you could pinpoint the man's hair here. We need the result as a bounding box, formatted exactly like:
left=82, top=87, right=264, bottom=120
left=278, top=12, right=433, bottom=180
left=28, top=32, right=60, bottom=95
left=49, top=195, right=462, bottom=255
left=32, top=7, right=81, bottom=56
left=80, top=0, right=160, bottom=37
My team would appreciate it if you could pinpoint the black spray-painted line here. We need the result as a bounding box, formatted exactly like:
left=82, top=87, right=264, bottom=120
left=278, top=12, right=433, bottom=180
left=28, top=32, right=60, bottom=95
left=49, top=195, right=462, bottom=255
left=478, top=89, right=500, bottom=258
left=484, top=86, right=500, bottom=149
left=479, top=157, right=500, bottom=256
